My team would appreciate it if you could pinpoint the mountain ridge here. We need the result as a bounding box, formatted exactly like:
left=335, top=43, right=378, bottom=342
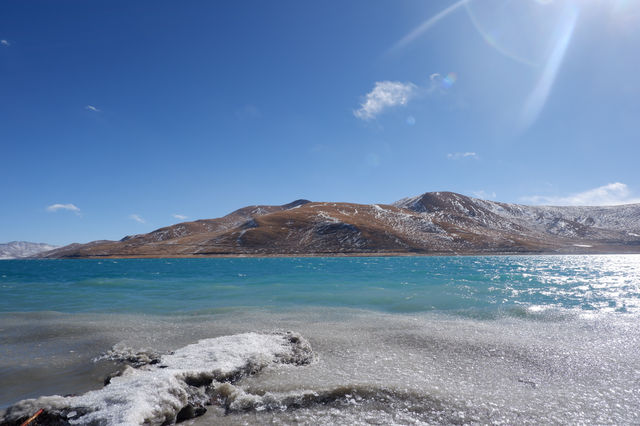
left=0, top=241, right=59, bottom=259
left=39, top=192, right=640, bottom=258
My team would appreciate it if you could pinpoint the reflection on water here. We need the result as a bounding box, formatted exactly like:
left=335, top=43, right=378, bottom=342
left=1, top=255, right=639, bottom=316
left=1, top=255, right=640, bottom=424
left=1, top=308, right=640, bottom=424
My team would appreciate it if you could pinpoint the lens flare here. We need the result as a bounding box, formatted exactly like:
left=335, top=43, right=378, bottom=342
left=465, top=0, right=575, bottom=66
left=442, top=72, right=458, bottom=88
left=390, top=0, right=468, bottom=52
left=520, top=4, right=579, bottom=131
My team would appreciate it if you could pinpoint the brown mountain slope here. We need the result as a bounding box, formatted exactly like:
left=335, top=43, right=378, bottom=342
left=41, top=192, right=640, bottom=258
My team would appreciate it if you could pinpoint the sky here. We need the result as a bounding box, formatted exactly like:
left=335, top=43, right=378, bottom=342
left=2, top=0, right=640, bottom=245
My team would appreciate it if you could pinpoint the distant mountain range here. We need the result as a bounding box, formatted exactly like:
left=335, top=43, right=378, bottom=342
left=0, top=241, right=59, bottom=259
left=39, top=192, right=640, bottom=258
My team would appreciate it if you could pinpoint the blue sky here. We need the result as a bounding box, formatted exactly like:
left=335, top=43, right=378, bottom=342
left=2, top=0, right=640, bottom=245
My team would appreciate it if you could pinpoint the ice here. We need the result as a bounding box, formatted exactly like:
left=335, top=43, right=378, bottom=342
left=1, top=332, right=314, bottom=425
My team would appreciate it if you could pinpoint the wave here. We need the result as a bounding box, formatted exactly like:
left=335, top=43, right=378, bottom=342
left=210, top=382, right=472, bottom=424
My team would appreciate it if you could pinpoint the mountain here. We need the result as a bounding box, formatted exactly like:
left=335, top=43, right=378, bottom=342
left=0, top=241, right=59, bottom=259
left=40, top=192, right=640, bottom=258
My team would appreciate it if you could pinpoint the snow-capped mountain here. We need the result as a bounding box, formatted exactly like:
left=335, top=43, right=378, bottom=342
left=0, top=241, right=59, bottom=259
left=394, top=191, right=640, bottom=240
left=41, top=192, right=640, bottom=258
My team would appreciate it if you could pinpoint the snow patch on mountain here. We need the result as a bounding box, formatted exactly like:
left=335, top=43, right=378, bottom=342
left=395, top=192, right=640, bottom=243
left=0, top=241, right=59, bottom=259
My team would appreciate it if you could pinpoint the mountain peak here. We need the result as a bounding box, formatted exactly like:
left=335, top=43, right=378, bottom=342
left=394, top=191, right=474, bottom=213
left=282, top=199, right=311, bottom=209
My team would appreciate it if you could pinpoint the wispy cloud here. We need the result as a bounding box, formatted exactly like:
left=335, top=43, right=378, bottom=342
left=1, top=40, right=9, bottom=47
left=390, top=0, right=467, bottom=52
left=354, top=81, right=417, bottom=120
left=522, top=182, right=640, bottom=206
left=46, top=203, right=81, bottom=215
left=472, top=190, right=496, bottom=200
left=354, top=72, right=458, bottom=121
left=172, top=214, right=188, bottom=220
left=447, top=152, right=477, bottom=160
left=129, top=214, right=146, bottom=224
left=85, top=105, right=101, bottom=112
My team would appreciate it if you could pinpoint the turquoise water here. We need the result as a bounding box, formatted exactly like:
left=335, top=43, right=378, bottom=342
left=1, top=255, right=639, bottom=315
left=2, top=255, right=640, bottom=424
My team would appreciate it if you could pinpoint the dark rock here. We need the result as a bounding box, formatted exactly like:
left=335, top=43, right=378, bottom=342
left=175, top=405, right=207, bottom=423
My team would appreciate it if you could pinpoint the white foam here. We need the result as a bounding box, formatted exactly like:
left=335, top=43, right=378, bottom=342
left=1, top=332, right=313, bottom=425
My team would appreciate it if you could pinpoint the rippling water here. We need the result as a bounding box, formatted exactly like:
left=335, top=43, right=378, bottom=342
left=2, top=255, right=639, bottom=315
left=1, top=255, right=639, bottom=424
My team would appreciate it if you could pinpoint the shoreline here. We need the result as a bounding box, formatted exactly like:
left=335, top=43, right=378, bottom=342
left=2, top=306, right=639, bottom=424
left=29, top=249, right=640, bottom=259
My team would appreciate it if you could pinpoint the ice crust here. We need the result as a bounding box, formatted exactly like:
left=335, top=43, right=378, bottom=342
left=1, top=331, right=314, bottom=425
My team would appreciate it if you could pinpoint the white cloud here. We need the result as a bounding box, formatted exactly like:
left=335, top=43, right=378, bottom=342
left=85, top=105, right=101, bottom=112
left=354, top=81, right=417, bottom=120
left=447, top=152, right=478, bottom=160
left=1, top=40, right=9, bottom=46
left=46, top=203, right=80, bottom=214
left=172, top=214, right=188, bottom=220
left=129, top=214, right=146, bottom=224
left=472, top=190, right=496, bottom=199
left=354, top=72, right=457, bottom=121
left=522, top=183, right=640, bottom=206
